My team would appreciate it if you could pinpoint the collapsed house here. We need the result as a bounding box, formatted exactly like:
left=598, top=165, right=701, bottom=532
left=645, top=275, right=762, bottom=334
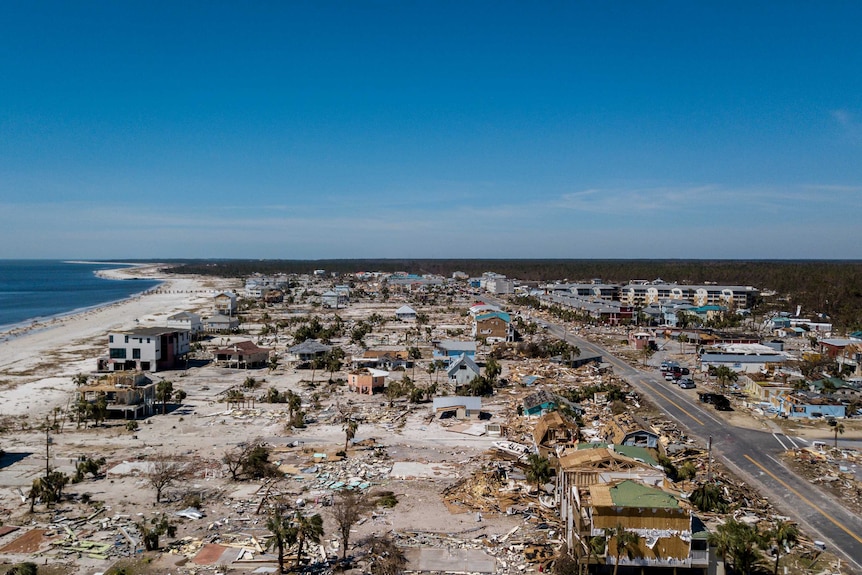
left=532, top=411, right=579, bottom=454
left=432, top=396, right=483, bottom=419
left=76, top=372, right=156, bottom=419
left=557, top=458, right=712, bottom=574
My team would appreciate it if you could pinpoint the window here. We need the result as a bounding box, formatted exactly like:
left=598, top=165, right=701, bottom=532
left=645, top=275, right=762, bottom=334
left=132, top=348, right=141, bottom=359
left=109, top=335, right=114, bottom=343
left=124, top=336, right=129, bottom=343
left=109, top=348, right=127, bottom=359
left=147, top=338, right=151, bottom=343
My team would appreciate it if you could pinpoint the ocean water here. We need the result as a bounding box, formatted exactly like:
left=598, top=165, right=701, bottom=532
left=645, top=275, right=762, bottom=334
left=0, top=260, right=161, bottom=330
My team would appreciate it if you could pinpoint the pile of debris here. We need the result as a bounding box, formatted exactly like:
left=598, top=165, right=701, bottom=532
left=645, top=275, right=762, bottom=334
left=783, top=447, right=862, bottom=515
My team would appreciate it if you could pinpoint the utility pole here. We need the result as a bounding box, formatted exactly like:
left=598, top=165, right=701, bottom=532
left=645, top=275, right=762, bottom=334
left=45, top=416, right=51, bottom=477
left=706, top=435, right=713, bottom=482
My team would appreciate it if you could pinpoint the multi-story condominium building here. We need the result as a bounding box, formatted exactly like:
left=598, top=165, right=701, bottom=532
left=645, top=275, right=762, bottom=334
left=98, top=327, right=190, bottom=372
left=619, top=282, right=758, bottom=308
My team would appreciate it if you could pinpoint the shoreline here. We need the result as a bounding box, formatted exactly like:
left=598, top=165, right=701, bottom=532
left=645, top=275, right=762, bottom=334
left=0, top=264, right=228, bottom=421
left=0, top=263, right=164, bottom=342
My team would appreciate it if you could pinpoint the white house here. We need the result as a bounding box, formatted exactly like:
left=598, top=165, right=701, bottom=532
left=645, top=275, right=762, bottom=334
left=98, top=327, right=190, bottom=372
left=166, top=311, right=202, bottom=335
left=700, top=343, right=788, bottom=374
left=395, top=305, right=417, bottom=321
left=203, top=313, right=239, bottom=332
left=214, top=291, right=238, bottom=315
left=447, top=353, right=481, bottom=386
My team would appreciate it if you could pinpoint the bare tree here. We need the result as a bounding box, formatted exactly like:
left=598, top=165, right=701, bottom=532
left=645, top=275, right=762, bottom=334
left=331, top=490, right=373, bottom=561
left=363, top=534, right=407, bottom=575
left=147, top=456, right=190, bottom=503
left=222, top=438, right=279, bottom=481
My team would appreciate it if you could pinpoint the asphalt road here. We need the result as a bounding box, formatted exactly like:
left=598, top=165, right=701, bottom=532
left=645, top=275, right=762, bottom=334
left=540, top=322, right=862, bottom=572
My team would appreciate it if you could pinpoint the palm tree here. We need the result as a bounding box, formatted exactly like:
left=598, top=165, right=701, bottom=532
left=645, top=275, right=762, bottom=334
left=678, top=461, right=697, bottom=489
left=710, top=518, right=762, bottom=575
left=831, top=421, right=845, bottom=448
left=156, top=380, right=174, bottom=414
left=679, top=333, right=689, bottom=354
left=640, top=345, right=656, bottom=366
left=581, top=536, right=606, bottom=575
left=713, top=366, right=739, bottom=392
left=408, top=346, right=422, bottom=380
left=293, top=511, right=324, bottom=569
left=767, top=520, right=799, bottom=575
left=27, top=478, right=43, bottom=512
left=525, top=453, right=552, bottom=493
left=7, top=562, right=38, bottom=575
left=708, top=523, right=733, bottom=568
left=608, top=524, right=641, bottom=575
left=484, top=357, right=502, bottom=385
left=286, top=390, right=301, bottom=422
left=343, top=418, right=359, bottom=453
left=690, top=482, right=726, bottom=513
left=265, top=506, right=296, bottom=574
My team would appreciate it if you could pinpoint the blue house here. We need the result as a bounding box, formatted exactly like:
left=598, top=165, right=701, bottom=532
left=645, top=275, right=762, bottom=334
left=779, top=392, right=846, bottom=419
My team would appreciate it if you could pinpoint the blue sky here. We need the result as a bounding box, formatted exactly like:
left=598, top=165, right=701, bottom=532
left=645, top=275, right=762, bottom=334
left=1, top=1, right=861, bottom=259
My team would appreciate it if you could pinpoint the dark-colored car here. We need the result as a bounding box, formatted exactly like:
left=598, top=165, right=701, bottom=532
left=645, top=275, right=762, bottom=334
left=698, top=392, right=731, bottom=410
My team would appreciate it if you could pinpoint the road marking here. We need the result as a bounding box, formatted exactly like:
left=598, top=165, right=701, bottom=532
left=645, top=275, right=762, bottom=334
left=743, top=454, right=862, bottom=546
left=785, top=435, right=798, bottom=449
left=772, top=433, right=788, bottom=450
left=641, top=382, right=705, bottom=426
left=795, top=436, right=809, bottom=444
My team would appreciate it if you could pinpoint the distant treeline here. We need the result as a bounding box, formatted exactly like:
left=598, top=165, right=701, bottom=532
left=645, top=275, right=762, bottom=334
left=162, top=259, right=862, bottom=331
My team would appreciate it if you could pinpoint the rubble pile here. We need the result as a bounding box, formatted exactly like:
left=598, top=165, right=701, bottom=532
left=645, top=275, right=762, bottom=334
left=303, top=447, right=393, bottom=492
left=391, top=525, right=559, bottom=574
left=783, top=447, right=862, bottom=515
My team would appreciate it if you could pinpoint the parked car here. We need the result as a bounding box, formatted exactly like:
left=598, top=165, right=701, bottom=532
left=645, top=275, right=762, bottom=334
left=665, top=373, right=676, bottom=381
left=698, top=392, right=731, bottom=410
left=678, top=378, right=696, bottom=389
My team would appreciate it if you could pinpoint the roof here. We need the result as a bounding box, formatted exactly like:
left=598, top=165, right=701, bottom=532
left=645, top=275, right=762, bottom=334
left=436, top=340, right=477, bottom=353
left=358, top=349, right=409, bottom=360
left=612, top=444, right=659, bottom=467
left=558, top=447, right=657, bottom=472
left=433, top=396, right=482, bottom=411
left=205, top=313, right=238, bottom=323
left=701, top=353, right=786, bottom=363
left=523, top=389, right=558, bottom=410
left=447, top=353, right=480, bottom=377
left=288, top=339, right=332, bottom=355
left=591, top=479, right=679, bottom=508
left=395, top=305, right=416, bottom=315
left=167, top=311, right=200, bottom=320
left=214, top=340, right=271, bottom=354
left=475, top=311, right=511, bottom=323
left=820, top=338, right=856, bottom=347
left=116, top=326, right=188, bottom=337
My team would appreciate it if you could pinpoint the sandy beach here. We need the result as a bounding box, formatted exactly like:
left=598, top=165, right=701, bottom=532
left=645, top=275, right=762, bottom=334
left=0, top=264, right=225, bottom=421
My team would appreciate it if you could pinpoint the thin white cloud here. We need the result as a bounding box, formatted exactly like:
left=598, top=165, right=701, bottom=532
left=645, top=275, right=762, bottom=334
left=830, top=108, right=862, bottom=141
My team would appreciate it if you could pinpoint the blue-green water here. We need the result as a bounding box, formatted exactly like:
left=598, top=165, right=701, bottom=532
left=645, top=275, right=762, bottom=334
left=0, top=260, right=161, bottom=330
